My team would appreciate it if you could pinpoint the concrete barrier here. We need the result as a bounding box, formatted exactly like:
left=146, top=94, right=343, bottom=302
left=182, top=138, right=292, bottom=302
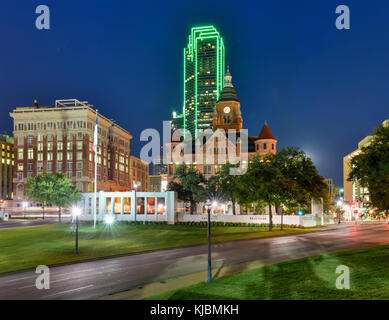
left=176, top=213, right=330, bottom=227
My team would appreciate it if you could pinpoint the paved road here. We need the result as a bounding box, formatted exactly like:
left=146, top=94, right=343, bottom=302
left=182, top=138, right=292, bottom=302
left=0, top=218, right=67, bottom=230
left=1, top=223, right=388, bottom=300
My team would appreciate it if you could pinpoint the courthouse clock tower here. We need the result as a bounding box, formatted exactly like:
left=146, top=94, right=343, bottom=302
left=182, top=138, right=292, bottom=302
left=213, top=67, right=243, bottom=132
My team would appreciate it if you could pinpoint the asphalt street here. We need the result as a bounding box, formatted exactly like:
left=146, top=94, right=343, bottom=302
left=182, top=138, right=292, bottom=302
left=0, top=223, right=388, bottom=300
left=0, top=218, right=66, bottom=230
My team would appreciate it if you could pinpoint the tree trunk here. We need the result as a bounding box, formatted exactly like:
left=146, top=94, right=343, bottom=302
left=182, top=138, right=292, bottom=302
left=58, top=207, right=61, bottom=222
left=232, top=198, right=236, bottom=215
left=268, top=203, right=273, bottom=231
left=42, top=205, right=45, bottom=220
left=281, top=208, right=283, bottom=231
left=190, top=200, right=195, bottom=215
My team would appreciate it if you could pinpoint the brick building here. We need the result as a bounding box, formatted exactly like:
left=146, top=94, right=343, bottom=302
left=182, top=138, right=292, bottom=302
left=0, top=135, right=14, bottom=200
left=10, top=99, right=132, bottom=200
left=130, top=155, right=149, bottom=192
left=167, top=69, right=277, bottom=178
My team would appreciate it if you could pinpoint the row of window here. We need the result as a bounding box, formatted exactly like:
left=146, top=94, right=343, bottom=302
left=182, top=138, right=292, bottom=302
left=17, top=120, right=85, bottom=131
left=18, top=133, right=85, bottom=146
left=17, top=161, right=83, bottom=172
left=18, top=170, right=83, bottom=180
left=18, top=151, right=84, bottom=162
left=17, top=142, right=83, bottom=158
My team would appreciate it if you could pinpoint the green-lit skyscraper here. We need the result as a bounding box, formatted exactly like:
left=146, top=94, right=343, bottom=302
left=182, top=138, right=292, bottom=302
left=182, top=26, right=225, bottom=138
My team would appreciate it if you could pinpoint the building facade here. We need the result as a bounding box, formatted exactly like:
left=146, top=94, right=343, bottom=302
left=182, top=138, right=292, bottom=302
left=130, top=155, right=149, bottom=192
left=149, top=174, right=168, bottom=192
left=10, top=99, right=132, bottom=200
left=343, top=119, right=389, bottom=206
left=168, top=69, right=278, bottom=178
left=182, top=26, right=225, bottom=138
left=0, top=135, right=14, bottom=200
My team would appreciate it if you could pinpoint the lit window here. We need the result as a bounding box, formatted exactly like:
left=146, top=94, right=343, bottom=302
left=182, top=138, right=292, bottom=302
left=27, top=148, right=34, bottom=160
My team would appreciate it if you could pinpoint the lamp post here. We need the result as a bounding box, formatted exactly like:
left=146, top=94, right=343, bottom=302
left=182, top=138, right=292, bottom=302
left=205, top=200, right=213, bottom=283
left=72, top=207, right=82, bottom=254
left=336, top=200, right=343, bottom=224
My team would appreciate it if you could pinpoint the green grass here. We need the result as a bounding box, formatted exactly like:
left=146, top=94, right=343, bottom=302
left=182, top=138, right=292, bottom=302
left=149, top=245, right=389, bottom=300
left=0, top=222, right=314, bottom=275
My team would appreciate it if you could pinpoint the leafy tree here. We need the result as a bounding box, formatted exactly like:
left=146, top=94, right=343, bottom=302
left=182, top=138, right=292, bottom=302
left=348, top=124, right=389, bottom=216
left=25, top=173, right=82, bottom=221
left=234, top=147, right=327, bottom=231
left=234, top=156, right=284, bottom=230
left=272, top=147, right=328, bottom=229
left=211, top=163, right=239, bottom=214
left=168, top=165, right=205, bottom=214
left=203, top=175, right=224, bottom=204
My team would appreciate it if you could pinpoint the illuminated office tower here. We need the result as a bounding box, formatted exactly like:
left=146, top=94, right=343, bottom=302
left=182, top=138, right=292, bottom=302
left=183, top=26, right=225, bottom=138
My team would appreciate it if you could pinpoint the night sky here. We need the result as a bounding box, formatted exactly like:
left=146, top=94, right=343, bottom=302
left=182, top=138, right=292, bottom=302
left=1, top=1, right=388, bottom=186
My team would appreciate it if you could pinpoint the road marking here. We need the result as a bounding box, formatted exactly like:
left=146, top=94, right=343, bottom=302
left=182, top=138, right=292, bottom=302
left=43, top=284, right=94, bottom=298
left=5, top=276, right=35, bottom=283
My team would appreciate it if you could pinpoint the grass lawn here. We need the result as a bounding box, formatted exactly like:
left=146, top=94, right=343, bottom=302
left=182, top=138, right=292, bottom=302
left=149, top=245, right=389, bottom=300
left=0, top=222, right=315, bottom=275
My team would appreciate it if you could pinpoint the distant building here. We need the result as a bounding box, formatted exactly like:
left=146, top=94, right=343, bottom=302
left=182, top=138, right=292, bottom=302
left=10, top=99, right=132, bottom=200
left=343, top=119, right=389, bottom=206
left=149, top=174, right=168, bottom=192
left=168, top=69, right=278, bottom=178
left=181, top=26, right=225, bottom=138
left=130, top=155, right=149, bottom=192
left=326, top=178, right=333, bottom=195
left=0, top=135, right=14, bottom=200
left=171, top=111, right=184, bottom=133
left=152, top=158, right=168, bottom=175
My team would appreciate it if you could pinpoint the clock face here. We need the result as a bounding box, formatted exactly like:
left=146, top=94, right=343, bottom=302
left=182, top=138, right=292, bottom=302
left=223, top=106, right=231, bottom=114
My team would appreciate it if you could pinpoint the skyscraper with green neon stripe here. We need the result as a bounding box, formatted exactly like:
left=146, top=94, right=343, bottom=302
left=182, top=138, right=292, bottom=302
left=182, top=26, right=225, bottom=138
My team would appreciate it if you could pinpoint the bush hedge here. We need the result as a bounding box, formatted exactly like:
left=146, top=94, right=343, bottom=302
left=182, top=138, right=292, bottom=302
left=174, top=221, right=305, bottom=228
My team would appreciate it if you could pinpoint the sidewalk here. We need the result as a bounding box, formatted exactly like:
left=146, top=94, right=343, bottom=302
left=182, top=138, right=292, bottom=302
left=99, top=259, right=270, bottom=300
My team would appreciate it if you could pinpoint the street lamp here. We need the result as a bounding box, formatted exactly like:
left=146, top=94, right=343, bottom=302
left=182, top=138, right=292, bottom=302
left=205, top=199, right=213, bottom=283
left=336, top=200, right=343, bottom=224
left=72, top=206, right=82, bottom=254
left=104, top=215, right=114, bottom=225
left=337, top=200, right=343, bottom=207
left=22, top=201, right=28, bottom=219
left=212, top=201, right=218, bottom=214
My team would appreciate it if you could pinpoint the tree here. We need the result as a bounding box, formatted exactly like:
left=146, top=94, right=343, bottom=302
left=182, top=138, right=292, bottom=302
left=168, top=165, right=205, bottom=214
left=211, top=163, right=239, bottom=214
left=234, top=147, right=328, bottom=231
left=234, top=156, right=283, bottom=230
left=25, top=173, right=82, bottom=222
left=272, top=147, right=328, bottom=229
left=348, top=124, right=389, bottom=216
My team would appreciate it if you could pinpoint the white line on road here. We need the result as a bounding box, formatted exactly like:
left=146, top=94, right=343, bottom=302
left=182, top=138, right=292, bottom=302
left=5, top=275, right=35, bottom=283
left=43, top=284, right=94, bottom=298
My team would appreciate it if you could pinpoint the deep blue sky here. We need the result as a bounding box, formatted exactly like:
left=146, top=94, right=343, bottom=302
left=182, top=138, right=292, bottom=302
left=1, top=1, right=388, bottom=186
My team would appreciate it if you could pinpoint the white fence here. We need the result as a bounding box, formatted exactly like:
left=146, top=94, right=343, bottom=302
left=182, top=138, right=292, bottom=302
left=177, top=213, right=335, bottom=227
